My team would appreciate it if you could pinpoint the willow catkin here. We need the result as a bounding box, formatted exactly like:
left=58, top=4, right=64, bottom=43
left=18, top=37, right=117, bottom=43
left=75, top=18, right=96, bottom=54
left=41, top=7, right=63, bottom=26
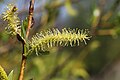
left=0, top=65, right=8, bottom=80
left=28, top=28, right=91, bottom=55
left=2, top=4, right=21, bottom=35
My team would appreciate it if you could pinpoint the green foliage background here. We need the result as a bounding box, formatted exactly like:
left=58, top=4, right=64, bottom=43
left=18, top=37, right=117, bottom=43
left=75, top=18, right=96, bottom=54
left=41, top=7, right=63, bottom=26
left=0, top=0, right=120, bottom=80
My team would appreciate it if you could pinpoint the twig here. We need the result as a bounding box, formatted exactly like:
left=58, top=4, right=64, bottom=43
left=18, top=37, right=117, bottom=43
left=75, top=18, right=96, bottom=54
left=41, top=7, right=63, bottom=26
left=26, top=0, right=35, bottom=38
left=90, top=0, right=120, bottom=36
left=18, top=0, right=35, bottom=80
left=102, top=0, right=120, bottom=21
left=97, top=29, right=116, bottom=36
left=90, top=0, right=106, bottom=36
left=18, top=44, right=26, bottom=80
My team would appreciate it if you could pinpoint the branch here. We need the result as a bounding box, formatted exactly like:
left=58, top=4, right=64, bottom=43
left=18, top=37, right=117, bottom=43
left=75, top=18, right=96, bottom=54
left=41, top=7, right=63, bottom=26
left=90, top=0, right=120, bottom=36
left=18, top=44, right=26, bottom=80
left=18, top=0, right=35, bottom=80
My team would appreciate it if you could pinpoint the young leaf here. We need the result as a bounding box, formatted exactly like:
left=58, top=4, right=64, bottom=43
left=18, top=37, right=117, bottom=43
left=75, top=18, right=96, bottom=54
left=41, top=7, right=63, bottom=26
left=8, top=70, right=14, bottom=80
left=21, top=17, right=28, bottom=38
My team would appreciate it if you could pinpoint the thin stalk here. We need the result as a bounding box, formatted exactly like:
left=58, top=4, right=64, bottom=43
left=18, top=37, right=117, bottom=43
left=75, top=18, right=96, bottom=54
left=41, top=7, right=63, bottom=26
left=18, top=44, right=27, bottom=80
left=18, top=0, right=35, bottom=80
left=26, top=0, right=35, bottom=38
left=102, top=0, right=120, bottom=21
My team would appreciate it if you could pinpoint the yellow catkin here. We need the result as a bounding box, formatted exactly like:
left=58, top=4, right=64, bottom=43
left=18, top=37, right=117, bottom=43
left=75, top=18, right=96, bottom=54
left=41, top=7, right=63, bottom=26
left=0, top=65, right=8, bottom=80
left=28, top=28, right=91, bottom=55
left=2, top=4, right=21, bottom=35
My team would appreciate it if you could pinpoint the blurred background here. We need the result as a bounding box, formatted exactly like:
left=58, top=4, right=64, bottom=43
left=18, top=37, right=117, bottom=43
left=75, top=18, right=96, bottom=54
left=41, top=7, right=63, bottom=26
left=0, top=0, right=120, bottom=80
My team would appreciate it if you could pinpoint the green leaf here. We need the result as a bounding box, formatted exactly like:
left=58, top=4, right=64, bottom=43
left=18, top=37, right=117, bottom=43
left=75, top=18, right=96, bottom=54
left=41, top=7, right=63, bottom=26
left=21, top=17, right=28, bottom=38
left=8, top=70, right=14, bottom=80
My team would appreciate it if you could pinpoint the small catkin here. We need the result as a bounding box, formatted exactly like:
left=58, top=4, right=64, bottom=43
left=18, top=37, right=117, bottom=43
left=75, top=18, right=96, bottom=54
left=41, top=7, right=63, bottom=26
left=2, top=4, right=21, bottom=35
left=28, top=28, right=91, bottom=55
